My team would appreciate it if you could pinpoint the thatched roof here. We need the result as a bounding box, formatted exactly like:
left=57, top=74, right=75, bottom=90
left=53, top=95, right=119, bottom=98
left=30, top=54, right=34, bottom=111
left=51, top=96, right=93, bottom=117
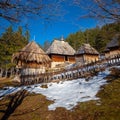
left=46, top=39, right=75, bottom=55
left=106, top=34, right=120, bottom=48
left=12, top=41, right=51, bottom=63
left=76, top=43, right=99, bottom=55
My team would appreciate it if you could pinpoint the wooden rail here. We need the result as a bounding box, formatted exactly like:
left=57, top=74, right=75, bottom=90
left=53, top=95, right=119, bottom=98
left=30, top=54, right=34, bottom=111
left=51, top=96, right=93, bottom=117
left=20, top=55, right=120, bottom=85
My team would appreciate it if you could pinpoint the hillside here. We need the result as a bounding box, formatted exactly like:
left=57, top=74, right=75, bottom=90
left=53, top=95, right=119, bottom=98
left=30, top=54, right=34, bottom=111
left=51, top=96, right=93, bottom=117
left=0, top=66, right=120, bottom=120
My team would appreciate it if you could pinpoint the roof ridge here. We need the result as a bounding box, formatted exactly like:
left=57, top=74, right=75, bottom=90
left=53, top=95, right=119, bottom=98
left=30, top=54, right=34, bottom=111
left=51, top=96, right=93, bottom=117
left=46, top=39, right=75, bottom=55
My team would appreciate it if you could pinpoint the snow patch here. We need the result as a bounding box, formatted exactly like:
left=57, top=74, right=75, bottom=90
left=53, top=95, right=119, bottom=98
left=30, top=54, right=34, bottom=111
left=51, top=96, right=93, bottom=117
left=0, top=69, right=110, bottom=110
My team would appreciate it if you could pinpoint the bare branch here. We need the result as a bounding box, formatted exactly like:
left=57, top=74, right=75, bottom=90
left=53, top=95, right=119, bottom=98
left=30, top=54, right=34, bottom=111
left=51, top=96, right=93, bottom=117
left=0, top=0, right=65, bottom=25
left=73, top=0, right=120, bottom=23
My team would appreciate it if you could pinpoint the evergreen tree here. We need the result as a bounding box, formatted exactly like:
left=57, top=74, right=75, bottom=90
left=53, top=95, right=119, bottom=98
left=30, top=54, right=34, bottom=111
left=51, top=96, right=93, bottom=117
left=0, top=26, right=29, bottom=69
left=25, top=30, right=30, bottom=42
left=65, top=22, right=120, bottom=53
left=66, top=31, right=85, bottom=51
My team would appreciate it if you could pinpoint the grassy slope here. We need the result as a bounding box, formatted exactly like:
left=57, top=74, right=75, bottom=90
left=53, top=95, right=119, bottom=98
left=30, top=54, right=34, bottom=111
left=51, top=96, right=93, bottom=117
left=0, top=77, right=20, bottom=89
left=0, top=68, right=120, bottom=120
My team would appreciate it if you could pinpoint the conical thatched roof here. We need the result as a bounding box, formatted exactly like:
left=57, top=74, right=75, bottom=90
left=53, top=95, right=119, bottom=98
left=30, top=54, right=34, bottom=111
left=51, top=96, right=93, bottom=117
left=76, top=43, right=99, bottom=55
left=12, top=41, right=51, bottom=63
left=106, top=34, right=120, bottom=48
left=46, top=39, right=75, bottom=55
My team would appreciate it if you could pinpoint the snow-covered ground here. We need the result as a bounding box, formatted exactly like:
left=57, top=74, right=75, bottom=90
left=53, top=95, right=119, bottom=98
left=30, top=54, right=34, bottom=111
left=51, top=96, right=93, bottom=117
left=0, top=69, right=110, bottom=110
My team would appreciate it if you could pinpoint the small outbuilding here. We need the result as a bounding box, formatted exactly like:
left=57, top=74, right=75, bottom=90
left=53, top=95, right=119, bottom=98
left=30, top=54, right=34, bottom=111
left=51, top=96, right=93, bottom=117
left=105, top=34, right=120, bottom=58
left=75, top=43, right=99, bottom=64
left=12, top=41, right=51, bottom=76
left=46, top=38, right=75, bottom=68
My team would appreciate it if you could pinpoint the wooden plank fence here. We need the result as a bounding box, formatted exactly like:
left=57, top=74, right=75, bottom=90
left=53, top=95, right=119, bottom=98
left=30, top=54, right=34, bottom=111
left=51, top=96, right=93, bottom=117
left=20, top=54, right=120, bottom=85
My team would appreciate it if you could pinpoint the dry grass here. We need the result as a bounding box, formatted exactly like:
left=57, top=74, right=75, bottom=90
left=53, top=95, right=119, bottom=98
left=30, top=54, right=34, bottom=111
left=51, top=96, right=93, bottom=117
left=0, top=77, right=20, bottom=89
left=0, top=67, right=120, bottom=120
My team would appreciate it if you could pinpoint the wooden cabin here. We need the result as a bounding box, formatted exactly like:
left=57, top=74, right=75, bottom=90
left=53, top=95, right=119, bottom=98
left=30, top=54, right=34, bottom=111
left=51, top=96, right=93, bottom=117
left=46, top=39, right=75, bottom=68
left=104, top=48, right=110, bottom=58
left=105, top=34, right=120, bottom=58
left=12, top=41, right=51, bottom=82
left=75, top=43, right=99, bottom=64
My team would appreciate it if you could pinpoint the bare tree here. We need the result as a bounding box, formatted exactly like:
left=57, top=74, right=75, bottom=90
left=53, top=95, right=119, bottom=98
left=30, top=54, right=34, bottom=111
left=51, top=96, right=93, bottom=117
left=73, top=0, right=120, bottom=23
left=0, top=0, right=65, bottom=25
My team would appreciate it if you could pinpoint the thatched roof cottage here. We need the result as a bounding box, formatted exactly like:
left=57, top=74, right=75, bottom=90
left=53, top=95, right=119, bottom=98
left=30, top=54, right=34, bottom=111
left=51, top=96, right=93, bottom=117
left=75, top=43, right=99, bottom=64
left=46, top=38, right=75, bottom=68
left=105, top=34, right=120, bottom=58
left=12, top=41, right=51, bottom=76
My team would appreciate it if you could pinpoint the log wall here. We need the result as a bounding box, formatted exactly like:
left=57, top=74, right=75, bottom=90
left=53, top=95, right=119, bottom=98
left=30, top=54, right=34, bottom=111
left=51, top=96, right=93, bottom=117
left=76, top=54, right=99, bottom=64
left=51, top=55, right=65, bottom=62
left=105, top=49, right=120, bottom=58
left=68, top=56, right=75, bottom=63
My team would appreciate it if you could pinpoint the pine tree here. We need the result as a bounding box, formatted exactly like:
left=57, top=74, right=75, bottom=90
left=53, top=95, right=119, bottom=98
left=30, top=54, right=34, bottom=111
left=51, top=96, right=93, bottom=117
left=0, top=26, right=29, bottom=69
left=66, top=22, right=120, bottom=53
